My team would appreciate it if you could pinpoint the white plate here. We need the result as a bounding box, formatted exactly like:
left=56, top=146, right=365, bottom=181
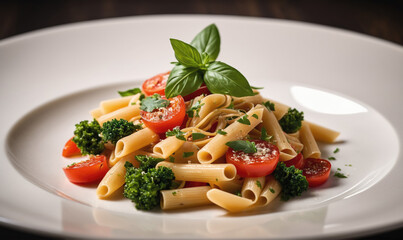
left=1, top=15, right=403, bottom=239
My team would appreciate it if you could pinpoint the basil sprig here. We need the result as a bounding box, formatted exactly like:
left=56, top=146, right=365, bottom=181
left=165, top=24, right=254, bottom=98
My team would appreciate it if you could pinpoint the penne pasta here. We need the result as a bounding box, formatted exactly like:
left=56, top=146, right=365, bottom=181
left=156, top=161, right=237, bottom=182
left=256, top=175, right=281, bottom=207
left=299, top=121, right=321, bottom=159
left=114, top=127, right=159, bottom=158
left=160, top=186, right=212, bottom=210
left=260, top=108, right=297, bottom=161
left=207, top=188, right=254, bottom=213
left=306, top=121, right=340, bottom=143
left=97, top=156, right=139, bottom=199
left=97, top=105, right=141, bottom=126
left=241, top=177, right=266, bottom=203
left=197, top=104, right=265, bottom=164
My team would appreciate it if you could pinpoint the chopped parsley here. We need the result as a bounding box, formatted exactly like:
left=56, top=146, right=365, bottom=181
left=172, top=191, right=177, bottom=196
left=237, top=114, right=251, bottom=125
left=166, top=127, right=186, bottom=141
left=140, top=94, right=170, bottom=112
left=67, top=163, right=76, bottom=168
left=334, top=168, right=348, bottom=178
left=260, top=127, right=273, bottom=142
left=191, top=132, right=206, bottom=140
left=226, top=99, right=234, bottom=109
left=333, top=148, right=340, bottom=154
left=269, top=187, right=275, bottom=194
left=186, top=100, right=204, bottom=118
left=262, top=101, right=275, bottom=111
left=183, top=152, right=194, bottom=158
left=328, top=156, right=336, bottom=160
left=256, top=180, right=262, bottom=189
left=217, top=129, right=227, bottom=135
left=252, top=114, right=259, bottom=119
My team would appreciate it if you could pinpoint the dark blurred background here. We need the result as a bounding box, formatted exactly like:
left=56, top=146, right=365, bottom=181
left=0, top=0, right=402, bottom=239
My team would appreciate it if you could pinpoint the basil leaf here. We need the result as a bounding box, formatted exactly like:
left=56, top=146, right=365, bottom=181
left=165, top=65, right=203, bottom=98
left=140, top=94, right=170, bottom=112
left=226, top=140, right=257, bottom=154
left=118, top=87, right=142, bottom=97
left=190, top=24, right=220, bottom=61
left=204, top=61, right=254, bottom=97
left=170, top=38, right=203, bottom=68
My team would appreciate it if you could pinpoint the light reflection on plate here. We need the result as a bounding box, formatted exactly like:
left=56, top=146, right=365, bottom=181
left=291, top=86, right=367, bottom=114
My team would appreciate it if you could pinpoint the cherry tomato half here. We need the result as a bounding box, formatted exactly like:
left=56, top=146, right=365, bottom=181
left=226, top=140, right=280, bottom=178
left=302, top=158, right=331, bottom=187
left=183, top=85, right=211, bottom=101
left=142, top=71, right=170, bottom=96
left=284, top=153, right=305, bottom=169
left=62, top=137, right=81, bottom=157
left=141, top=95, right=186, bottom=134
left=63, top=155, right=109, bottom=184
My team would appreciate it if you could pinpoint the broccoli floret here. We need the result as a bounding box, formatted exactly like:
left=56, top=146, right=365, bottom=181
left=135, top=155, right=165, bottom=171
left=124, top=159, right=175, bottom=211
left=273, top=162, right=308, bottom=201
left=72, top=119, right=104, bottom=155
left=102, top=119, right=142, bottom=144
left=278, top=108, right=304, bottom=133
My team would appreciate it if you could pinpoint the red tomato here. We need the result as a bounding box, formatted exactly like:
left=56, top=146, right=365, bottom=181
left=63, top=155, right=109, bottom=184
left=302, top=158, right=331, bottom=187
left=142, top=71, right=170, bottom=96
left=183, top=85, right=211, bottom=101
left=62, top=137, right=81, bottom=157
left=184, top=181, right=208, bottom=188
left=226, top=140, right=280, bottom=178
left=284, top=153, right=305, bottom=169
left=141, top=95, right=186, bottom=134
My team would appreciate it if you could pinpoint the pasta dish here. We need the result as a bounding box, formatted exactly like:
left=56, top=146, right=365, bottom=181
left=61, top=24, right=340, bottom=213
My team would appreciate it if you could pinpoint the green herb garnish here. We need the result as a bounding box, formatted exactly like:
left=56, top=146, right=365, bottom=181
left=140, top=94, right=170, bottom=112
left=118, top=87, right=142, bottom=97
left=166, top=127, right=186, bottom=141
left=186, top=100, right=204, bottom=118
left=165, top=24, right=254, bottom=98
left=226, top=140, right=257, bottom=154
left=256, top=180, right=262, bottom=189
left=183, top=152, right=194, bottom=158
left=192, top=132, right=206, bottom=140
left=262, top=101, right=275, bottom=111
left=217, top=129, right=227, bottom=135
left=237, top=115, right=251, bottom=125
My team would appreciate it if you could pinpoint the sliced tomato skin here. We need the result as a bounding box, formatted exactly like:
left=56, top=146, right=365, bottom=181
left=142, top=71, right=170, bottom=96
left=62, top=137, right=81, bottom=157
left=63, top=155, right=109, bottom=184
left=302, top=158, right=331, bottom=187
left=141, top=95, right=186, bottom=134
left=183, top=85, right=211, bottom=101
left=284, top=153, right=305, bottom=169
left=226, top=140, right=280, bottom=178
